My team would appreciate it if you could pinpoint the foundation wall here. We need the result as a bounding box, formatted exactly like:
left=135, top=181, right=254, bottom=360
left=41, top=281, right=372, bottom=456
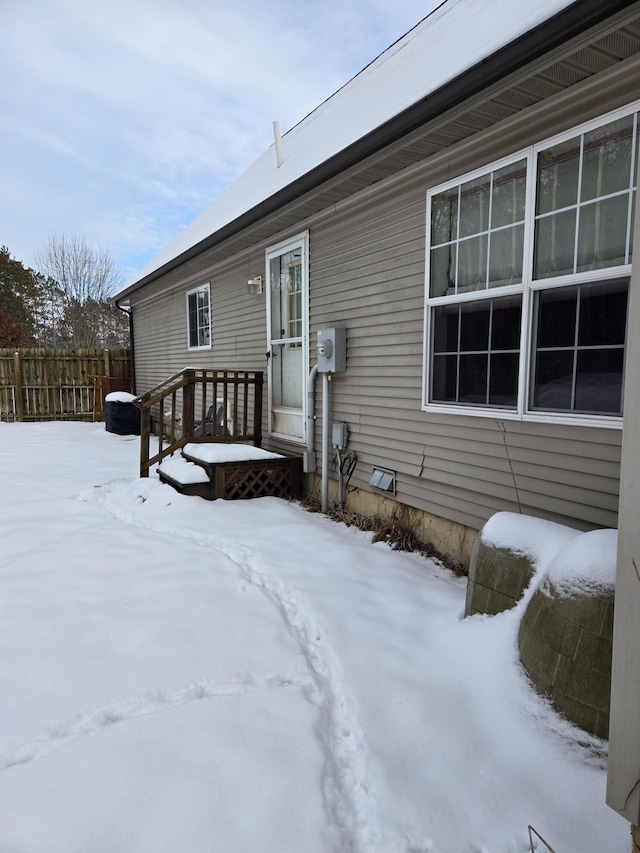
left=305, top=473, right=478, bottom=571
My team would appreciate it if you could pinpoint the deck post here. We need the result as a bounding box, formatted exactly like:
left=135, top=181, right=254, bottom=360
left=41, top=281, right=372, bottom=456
left=139, top=406, right=151, bottom=477
left=254, top=372, right=263, bottom=447
left=182, top=370, right=195, bottom=440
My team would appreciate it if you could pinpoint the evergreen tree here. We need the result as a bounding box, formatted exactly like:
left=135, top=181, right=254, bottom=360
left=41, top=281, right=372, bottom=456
left=0, top=308, right=34, bottom=347
left=0, top=245, right=39, bottom=342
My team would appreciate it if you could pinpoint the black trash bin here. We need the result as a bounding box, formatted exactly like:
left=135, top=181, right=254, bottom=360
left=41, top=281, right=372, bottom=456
left=104, top=392, right=141, bottom=436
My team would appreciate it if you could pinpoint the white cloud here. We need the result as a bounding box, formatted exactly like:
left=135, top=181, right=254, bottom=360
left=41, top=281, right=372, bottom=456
left=0, top=0, right=440, bottom=274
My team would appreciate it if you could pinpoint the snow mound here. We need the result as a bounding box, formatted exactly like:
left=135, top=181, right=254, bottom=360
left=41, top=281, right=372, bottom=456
left=481, top=511, right=581, bottom=570
left=157, top=455, right=209, bottom=484
left=481, top=512, right=617, bottom=596
left=546, top=529, right=618, bottom=596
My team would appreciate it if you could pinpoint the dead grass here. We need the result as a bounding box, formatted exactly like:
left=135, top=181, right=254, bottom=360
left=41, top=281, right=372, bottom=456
left=299, top=495, right=466, bottom=576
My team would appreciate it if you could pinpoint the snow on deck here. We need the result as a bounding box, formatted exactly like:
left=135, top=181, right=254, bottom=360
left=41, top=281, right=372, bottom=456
left=183, top=442, right=283, bottom=464
left=157, top=454, right=209, bottom=484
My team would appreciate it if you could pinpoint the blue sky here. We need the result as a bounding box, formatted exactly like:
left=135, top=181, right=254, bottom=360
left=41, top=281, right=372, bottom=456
left=1, top=0, right=441, bottom=284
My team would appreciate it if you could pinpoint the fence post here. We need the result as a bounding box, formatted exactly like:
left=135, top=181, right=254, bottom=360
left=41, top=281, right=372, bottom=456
left=13, top=351, right=24, bottom=422
left=104, top=349, right=111, bottom=378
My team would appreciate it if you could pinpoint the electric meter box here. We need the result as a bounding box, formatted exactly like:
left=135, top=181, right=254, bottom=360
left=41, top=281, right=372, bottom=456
left=317, top=328, right=346, bottom=373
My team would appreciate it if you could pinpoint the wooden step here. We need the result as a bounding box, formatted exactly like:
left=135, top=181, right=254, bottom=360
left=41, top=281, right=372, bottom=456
left=157, top=445, right=302, bottom=501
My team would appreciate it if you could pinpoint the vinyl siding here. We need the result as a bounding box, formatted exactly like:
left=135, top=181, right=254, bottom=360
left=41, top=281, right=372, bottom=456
left=309, top=201, right=620, bottom=530
left=128, top=44, right=639, bottom=534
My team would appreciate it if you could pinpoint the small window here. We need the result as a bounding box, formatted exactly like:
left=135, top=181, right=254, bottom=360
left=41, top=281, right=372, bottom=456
left=186, top=284, right=211, bottom=350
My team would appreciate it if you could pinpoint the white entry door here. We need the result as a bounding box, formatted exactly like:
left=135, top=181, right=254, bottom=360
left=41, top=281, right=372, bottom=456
left=266, top=233, right=308, bottom=442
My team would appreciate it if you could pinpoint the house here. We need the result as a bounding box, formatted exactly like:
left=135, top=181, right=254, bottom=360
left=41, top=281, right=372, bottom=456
left=115, top=0, right=640, bottom=831
left=116, top=0, right=640, bottom=562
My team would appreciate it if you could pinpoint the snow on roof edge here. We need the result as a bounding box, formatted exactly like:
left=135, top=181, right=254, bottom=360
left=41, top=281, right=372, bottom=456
left=118, top=0, right=578, bottom=297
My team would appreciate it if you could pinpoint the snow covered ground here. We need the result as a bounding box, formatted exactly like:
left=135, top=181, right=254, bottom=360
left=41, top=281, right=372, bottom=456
left=0, top=422, right=628, bottom=852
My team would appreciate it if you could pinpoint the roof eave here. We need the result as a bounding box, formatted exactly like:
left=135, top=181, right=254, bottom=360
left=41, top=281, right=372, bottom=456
left=116, top=0, right=634, bottom=304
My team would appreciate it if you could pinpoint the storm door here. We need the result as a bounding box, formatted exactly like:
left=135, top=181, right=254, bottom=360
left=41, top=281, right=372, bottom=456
left=266, top=233, right=308, bottom=442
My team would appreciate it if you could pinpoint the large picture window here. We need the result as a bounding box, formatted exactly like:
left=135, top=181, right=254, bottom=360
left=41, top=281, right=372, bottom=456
left=186, top=283, right=211, bottom=350
left=424, top=105, right=638, bottom=424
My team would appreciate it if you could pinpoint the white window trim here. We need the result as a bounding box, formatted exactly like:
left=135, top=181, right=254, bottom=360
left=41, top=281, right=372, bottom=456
left=186, top=283, right=211, bottom=351
left=265, top=231, right=309, bottom=443
left=422, top=100, right=640, bottom=430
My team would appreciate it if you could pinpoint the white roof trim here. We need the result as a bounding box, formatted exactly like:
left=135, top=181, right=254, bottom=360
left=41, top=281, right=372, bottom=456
left=123, top=0, right=577, bottom=291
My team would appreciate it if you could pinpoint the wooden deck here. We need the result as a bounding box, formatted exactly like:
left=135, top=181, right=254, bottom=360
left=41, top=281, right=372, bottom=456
left=158, top=446, right=302, bottom=501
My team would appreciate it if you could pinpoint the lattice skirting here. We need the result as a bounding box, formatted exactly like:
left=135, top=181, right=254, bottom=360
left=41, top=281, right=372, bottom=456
left=213, top=458, right=301, bottom=500
left=159, top=457, right=302, bottom=501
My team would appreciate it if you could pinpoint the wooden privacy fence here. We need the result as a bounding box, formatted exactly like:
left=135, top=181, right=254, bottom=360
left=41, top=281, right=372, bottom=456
left=0, top=348, right=131, bottom=422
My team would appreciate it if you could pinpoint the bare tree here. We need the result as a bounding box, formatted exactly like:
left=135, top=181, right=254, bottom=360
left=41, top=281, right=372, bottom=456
left=35, top=234, right=126, bottom=348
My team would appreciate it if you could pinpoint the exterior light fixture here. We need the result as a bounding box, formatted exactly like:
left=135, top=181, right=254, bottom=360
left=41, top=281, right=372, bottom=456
left=247, top=276, right=263, bottom=295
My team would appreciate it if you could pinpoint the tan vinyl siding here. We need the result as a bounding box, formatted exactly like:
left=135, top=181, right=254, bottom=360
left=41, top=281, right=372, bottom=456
left=127, top=41, right=639, bottom=533
left=306, top=131, right=622, bottom=532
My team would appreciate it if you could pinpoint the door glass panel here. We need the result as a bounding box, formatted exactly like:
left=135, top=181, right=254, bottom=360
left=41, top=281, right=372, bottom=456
left=269, top=247, right=302, bottom=341
left=270, top=342, right=302, bottom=409
left=267, top=238, right=307, bottom=441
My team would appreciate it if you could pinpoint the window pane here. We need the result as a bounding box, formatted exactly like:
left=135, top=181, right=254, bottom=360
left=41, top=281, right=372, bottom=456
left=460, top=303, right=490, bottom=351
left=488, top=225, right=524, bottom=286
left=537, top=287, right=577, bottom=348
left=533, top=350, right=574, bottom=410
left=531, top=280, right=628, bottom=414
left=187, top=289, right=210, bottom=348
left=432, top=354, right=457, bottom=402
left=489, top=353, right=519, bottom=406
left=457, top=234, right=487, bottom=291
left=536, top=137, right=580, bottom=215
left=575, top=349, right=624, bottom=414
left=459, top=354, right=488, bottom=403
left=577, top=281, right=628, bottom=346
left=491, top=299, right=522, bottom=350
left=459, top=175, right=490, bottom=238
left=188, top=294, right=198, bottom=347
left=491, top=160, right=527, bottom=228
left=533, top=209, right=576, bottom=278
left=432, top=305, right=459, bottom=353
left=581, top=115, right=634, bottom=202
left=577, top=194, right=629, bottom=271
left=430, top=296, right=521, bottom=408
left=431, top=188, right=458, bottom=245
left=430, top=244, right=456, bottom=297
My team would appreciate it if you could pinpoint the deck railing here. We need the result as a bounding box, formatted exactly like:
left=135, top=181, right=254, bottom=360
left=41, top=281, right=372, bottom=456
left=135, top=369, right=263, bottom=478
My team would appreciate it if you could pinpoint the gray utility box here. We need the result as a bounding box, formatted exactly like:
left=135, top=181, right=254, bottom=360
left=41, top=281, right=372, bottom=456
left=317, top=328, right=346, bottom=373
